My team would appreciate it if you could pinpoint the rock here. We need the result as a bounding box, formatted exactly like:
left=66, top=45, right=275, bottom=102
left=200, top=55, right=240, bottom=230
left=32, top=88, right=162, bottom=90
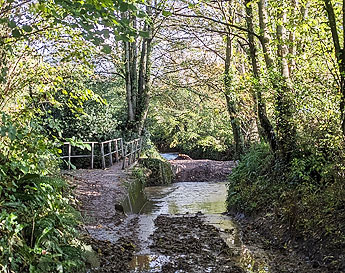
left=114, top=203, right=125, bottom=213
left=175, top=154, right=193, bottom=160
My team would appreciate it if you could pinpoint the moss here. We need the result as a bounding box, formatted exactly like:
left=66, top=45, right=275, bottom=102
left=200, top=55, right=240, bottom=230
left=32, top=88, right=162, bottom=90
left=139, top=158, right=173, bottom=186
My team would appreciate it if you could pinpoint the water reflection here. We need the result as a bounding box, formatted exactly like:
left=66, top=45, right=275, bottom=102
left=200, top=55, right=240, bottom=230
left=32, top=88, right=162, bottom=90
left=128, top=255, right=170, bottom=272
left=142, top=182, right=228, bottom=215
left=127, top=181, right=271, bottom=273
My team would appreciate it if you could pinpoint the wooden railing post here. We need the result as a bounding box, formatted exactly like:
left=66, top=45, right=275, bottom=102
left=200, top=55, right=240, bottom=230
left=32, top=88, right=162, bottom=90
left=108, top=142, right=112, bottom=166
left=101, top=143, right=105, bottom=169
left=122, top=144, right=127, bottom=169
left=91, top=143, right=94, bottom=169
left=121, top=139, right=124, bottom=160
left=138, top=138, right=142, bottom=160
left=68, top=143, right=71, bottom=170
left=115, top=139, right=119, bottom=162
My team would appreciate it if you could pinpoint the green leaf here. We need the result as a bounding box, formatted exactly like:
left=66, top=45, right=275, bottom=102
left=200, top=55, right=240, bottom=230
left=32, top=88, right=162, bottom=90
left=119, top=2, right=128, bottom=12
left=8, top=20, right=16, bottom=29
left=22, top=25, right=33, bottom=32
left=139, top=31, right=150, bottom=38
left=11, top=29, right=21, bottom=38
left=102, top=44, right=112, bottom=54
left=162, top=10, right=172, bottom=17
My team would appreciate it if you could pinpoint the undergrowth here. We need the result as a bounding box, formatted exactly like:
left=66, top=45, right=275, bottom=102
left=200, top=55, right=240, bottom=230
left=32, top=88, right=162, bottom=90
left=227, top=139, right=345, bottom=265
left=0, top=114, right=84, bottom=272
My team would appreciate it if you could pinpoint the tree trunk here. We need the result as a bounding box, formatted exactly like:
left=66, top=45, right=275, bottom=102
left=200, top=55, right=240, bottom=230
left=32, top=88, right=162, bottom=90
left=124, top=38, right=135, bottom=122
left=246, top=0, right=277, bottom=152
left=136, top=2, right=153, bottom=135
left=224, top=33, right=244, bottom=159
left=130, top=15, right=138, bottom=115
left=324, top=0, right=345, bottom=135
left=276, top=6, right=296, bottom=162
left=258, top=0, right=274, bottom=69
left=123, top=7, right=153, bottom=134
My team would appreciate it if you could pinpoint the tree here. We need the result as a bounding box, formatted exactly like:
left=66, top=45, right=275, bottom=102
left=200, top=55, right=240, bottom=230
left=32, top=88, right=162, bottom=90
left=324, top=0, right=345, bottom=135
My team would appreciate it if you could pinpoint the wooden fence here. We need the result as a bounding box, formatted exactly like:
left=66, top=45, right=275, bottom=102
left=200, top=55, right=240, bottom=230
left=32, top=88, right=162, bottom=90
left=61, top=142, right=98, bottom=170
left=122, top=138, right=142, bottom=170
left=60, top=138, right=142, bottom=170
left=100, top=138, right=123, bottom=169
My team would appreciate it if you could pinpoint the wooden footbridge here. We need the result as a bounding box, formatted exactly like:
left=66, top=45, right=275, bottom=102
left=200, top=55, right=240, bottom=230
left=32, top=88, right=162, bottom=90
left=60, top=138, right=142, bottom=170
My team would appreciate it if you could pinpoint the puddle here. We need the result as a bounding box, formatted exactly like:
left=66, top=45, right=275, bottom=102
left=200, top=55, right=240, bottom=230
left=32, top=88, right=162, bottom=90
left=127, top=181, right=271, bottom=272
left=160, top=152, right=179, bottom=160
left=129, top=255, right=170, bottom=272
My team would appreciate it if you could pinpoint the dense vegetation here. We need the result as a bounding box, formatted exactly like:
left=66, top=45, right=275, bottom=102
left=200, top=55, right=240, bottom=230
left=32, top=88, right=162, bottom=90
left=1, top=0, right=345, bottom=271
left=0, top=0, right=147, bottom=271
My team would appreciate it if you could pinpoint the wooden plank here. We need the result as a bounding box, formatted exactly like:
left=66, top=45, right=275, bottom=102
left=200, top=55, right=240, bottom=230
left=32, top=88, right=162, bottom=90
left=91, top=143, right=94, bottom=169
left=108, top=142, right=113, bottom=166
left=68, top=143, right=71, bottom=170
left=101, top=143, right=105, bottom=169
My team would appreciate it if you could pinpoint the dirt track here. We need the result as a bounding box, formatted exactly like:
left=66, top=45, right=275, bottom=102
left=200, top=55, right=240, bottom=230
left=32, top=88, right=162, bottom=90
left=170, top=159, right=237, bottom=182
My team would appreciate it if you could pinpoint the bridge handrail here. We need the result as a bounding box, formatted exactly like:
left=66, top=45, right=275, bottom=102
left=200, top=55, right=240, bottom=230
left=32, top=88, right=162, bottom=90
left=122, top=138, right=142, bottom=169
left=99, top=138, right=123, bottom=169
left=60, top=142, right=98, bottom=169
left=60, top=137, right=142, bottom=170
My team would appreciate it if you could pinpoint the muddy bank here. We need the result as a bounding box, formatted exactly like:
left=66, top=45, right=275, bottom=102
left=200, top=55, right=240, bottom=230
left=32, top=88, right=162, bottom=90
left=149, top=214, right=244, bottom=273
left=170, top=159, right=237, bottom=182
left=66, top=164, right=143, bottom=272
left=67, top=165, right=130, bottom=241
left=85, top=236, right=136, bottom=273
left=232, top=212, right=342, bottom=273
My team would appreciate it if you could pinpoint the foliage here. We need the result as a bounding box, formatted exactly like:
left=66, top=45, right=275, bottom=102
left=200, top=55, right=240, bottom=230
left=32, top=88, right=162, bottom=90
left=227, top=134, right=345, bottom=254
left=149, top=90, right=236, bottom=159
left=0, top=114, right=84, bottom=272
left=227, top=143, right=276, bottom=213
left=140, top=140, right=173, bottom=186
left=47, top=78, right=127, bottom=142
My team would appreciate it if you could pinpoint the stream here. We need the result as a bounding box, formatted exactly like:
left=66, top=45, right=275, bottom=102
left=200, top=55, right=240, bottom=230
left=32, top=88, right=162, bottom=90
left=124, top=179, right=270, bottom=273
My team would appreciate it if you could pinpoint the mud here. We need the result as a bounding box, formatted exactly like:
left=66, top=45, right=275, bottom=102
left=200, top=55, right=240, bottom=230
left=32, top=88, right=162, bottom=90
left=85, top=236, right=136, bottom=273
left=235, top=212, right=345, bottom=273
left=170, top=159, right=237, bottom=182
left=150, top=214, right=244, bottom=273
left=65, top=164, right=142, bottom=272
left=67, top=165, right=133, bottom=242
left=68, top=157, right=336, bottom=273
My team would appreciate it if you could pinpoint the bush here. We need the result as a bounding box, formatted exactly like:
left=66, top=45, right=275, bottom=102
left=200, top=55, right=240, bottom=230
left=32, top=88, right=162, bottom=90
left=0, top=114, right=84, bottom=272
left=227, top=143, right=276, bottom=213
left=46, top=78, right=127, bottom=142
left=227, top=134, right=345, bottom=261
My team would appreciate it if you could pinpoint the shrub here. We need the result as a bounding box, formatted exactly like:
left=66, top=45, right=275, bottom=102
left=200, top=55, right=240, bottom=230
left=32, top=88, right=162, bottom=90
left=227, top=143, right=276, bottom=213
left=0, top=114, right=84, bottom=272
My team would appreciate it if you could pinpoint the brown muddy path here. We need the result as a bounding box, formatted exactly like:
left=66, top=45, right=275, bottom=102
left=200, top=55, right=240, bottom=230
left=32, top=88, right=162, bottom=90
left=68, top=157, right=331, bottom=273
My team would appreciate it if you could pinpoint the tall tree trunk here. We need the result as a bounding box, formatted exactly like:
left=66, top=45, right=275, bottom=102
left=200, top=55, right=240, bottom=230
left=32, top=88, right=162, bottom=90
left=276, top=5, right=296, bottom=162
left=324, top=0, right=345, bottom=135
left=288, top=0, right=297, bottom=76
left=246, top=0, right=277, bottom=152
left=136, top=2, right=153, bottom=135
left=258, top=0, right=274, bottom=69
left=224, top=33, right=244, bottom=159
left=124, top=38, right=135, bottom=122
left=130, top=15, right=138, bottom=114
left=123, top=8, right=152, bottom=134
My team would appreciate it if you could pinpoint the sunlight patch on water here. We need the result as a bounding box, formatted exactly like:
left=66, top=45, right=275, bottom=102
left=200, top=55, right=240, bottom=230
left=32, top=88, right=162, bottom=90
left=142, top=181, right=228, bottom=215
left=127, top=180, right=271, bottom=273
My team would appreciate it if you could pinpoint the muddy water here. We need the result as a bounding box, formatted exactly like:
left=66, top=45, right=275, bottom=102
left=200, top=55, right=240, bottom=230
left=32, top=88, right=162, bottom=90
left=160, top=153, right=179, bottom=161
left=127, top=181, right=271, bottom=273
